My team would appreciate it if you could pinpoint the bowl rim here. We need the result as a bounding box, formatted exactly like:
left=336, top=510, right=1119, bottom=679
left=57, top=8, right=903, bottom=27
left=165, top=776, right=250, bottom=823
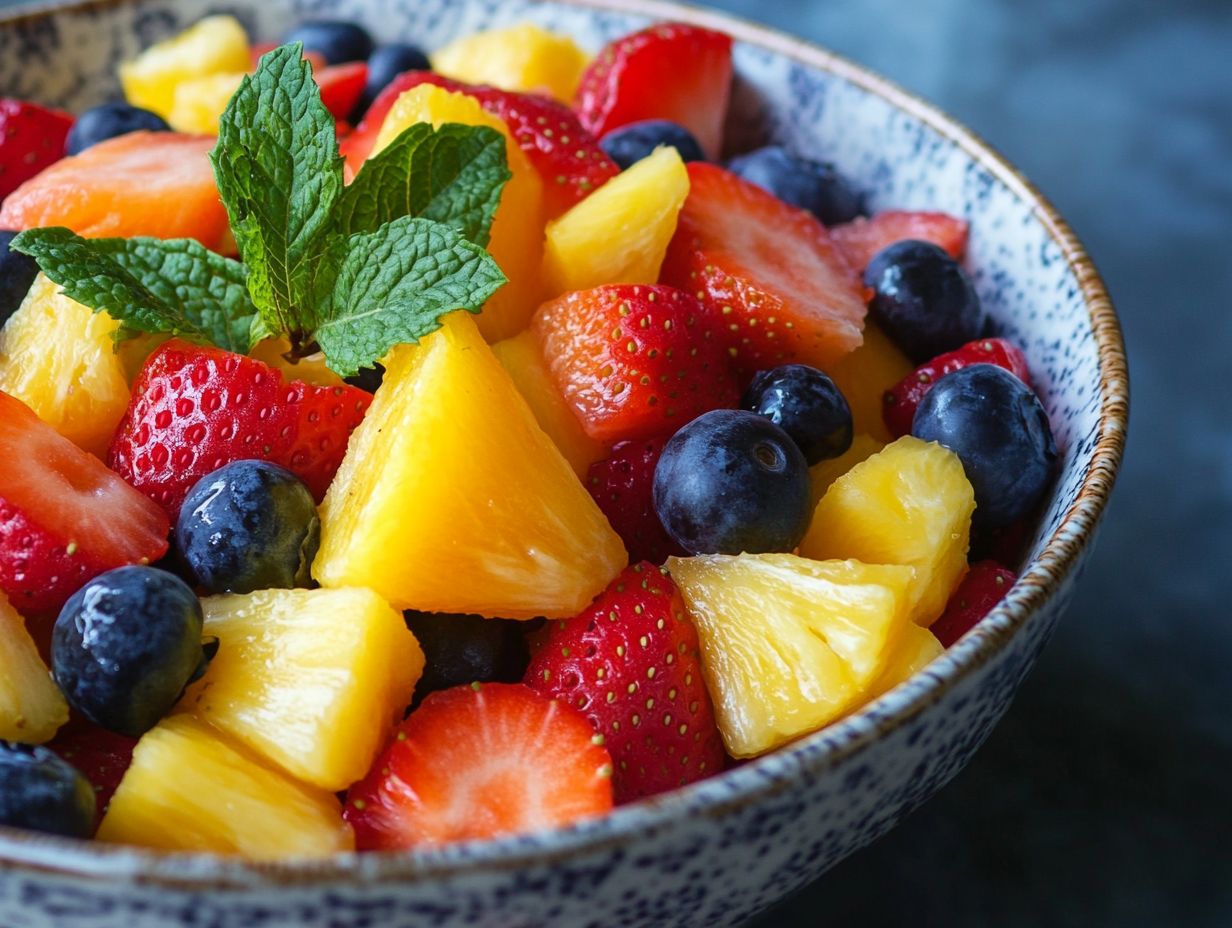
left=0, top=0, right=1128, bottom=889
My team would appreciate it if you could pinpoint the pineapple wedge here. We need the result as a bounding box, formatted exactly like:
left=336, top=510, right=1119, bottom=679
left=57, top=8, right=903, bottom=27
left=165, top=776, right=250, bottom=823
left=866, top=622, right=944, bottom=702
left=119, top=15, right=250, bottom=120
left=0, top=592, right=68, bottom=744
left=808, top=433, right=885, bottom=510
left=826, top=320, right=914, bottom=444
left=431, top=23, right=590, bottom=102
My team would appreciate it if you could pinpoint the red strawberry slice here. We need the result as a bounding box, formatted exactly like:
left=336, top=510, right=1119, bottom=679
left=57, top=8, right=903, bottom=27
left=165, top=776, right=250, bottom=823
left=108, top=340, right=371, bottom=520
left=339, top=71, right=424, bottom=174
left=831, top=210, right=969, bottom=273
left=531, top=283, right=739, bottom=445
left=317, top=62, right=368, bottom=121
left=661, top=162, right=866, bottom=379
left=586, top=438, right=685, bottom=565
left=50, top=722, right=138, bottom=829
left=574, top=23, right=733, bottom=159
left=882, top=337, right=1032, bottom=438
left=931, top=560, right=1017, bottom=647
left=0, top=99, right=73, bottom=201
left=525, top=562, right=725, bottom=803
left=344, top=682, right=613, bottom=849
left=0, top=391, right=169, bottom=616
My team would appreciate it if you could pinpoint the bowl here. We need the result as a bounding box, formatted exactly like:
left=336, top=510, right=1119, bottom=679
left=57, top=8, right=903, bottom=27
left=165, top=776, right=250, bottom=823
left=0, top=0, right=1128, bottom=925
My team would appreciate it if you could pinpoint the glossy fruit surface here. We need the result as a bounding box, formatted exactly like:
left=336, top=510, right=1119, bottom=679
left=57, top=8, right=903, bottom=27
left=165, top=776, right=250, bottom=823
left=47, top=723, right=136, bottom=827
left=165, top=71, right=245, bottom=134
left=0, top=231, right=38, bottom=327
left=315, top=62, right=368, bottom=121
left=0, top=99, right=73, bottom=200
left=282, top=20, right=373, bottom=64
left=831, top=210, right=968, bottom=273
left=586, top=437, right=686, bottom=565
left=599, top=119, right=706, bottom=170
left=0, top=741, right=95, bottom=838
left=64, top=103, right=169, bottom=155
left=807, top=433, right=885, bottom=509
left=405, top=612, right=530, bottom=707
left=430, top=24, right=590, bottom=103
left=742, top=364, right=853, bottom=465
left=931, top=560, right=1017, bottom=647
left=0, top=591, right=69, bottom=744
left=357, top=43, right=430, bottom=117
left=826, top=320, right=914, bottom=443
left=118, top=15, right=250, bottom=120
left=726, top=145, right=863, bottom=225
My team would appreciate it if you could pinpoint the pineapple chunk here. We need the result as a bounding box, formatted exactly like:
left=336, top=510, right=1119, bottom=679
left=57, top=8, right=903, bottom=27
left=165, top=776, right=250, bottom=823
left=800, top=436, right=975, bottom=627
left=542, top=145, right=689, bottom=297
left=179, top=587, right=423, bottom=791
left=0, top=274, right=131, bottom=458
left=314, top=311, right=626, bottom=618
left=808, top=433, right=885, bottom=509
left=866, top=622, right=944, bottom=702
left=0, top=592, right=68, bottom=744
left=668, top=553, right=916, bottom=759
left=98, top=715, right=353, bottom=859
left=374, top=85, right=544, bottom=342
left=431, top=23, right=590, bottom=102
left=827, top=320, right=914, bottom=443
left=165, top=70, right=245, bottom=134
left=119, top=15, right=250, bottom=120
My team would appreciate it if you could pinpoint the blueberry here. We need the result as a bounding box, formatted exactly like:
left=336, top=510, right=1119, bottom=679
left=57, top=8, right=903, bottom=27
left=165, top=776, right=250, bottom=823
left=912, top=364, right=1056, bottom=530
left=726, top=145, right=864, bottom=225
left=282, top=20, right=373, bottom=65
left=864, top=240, right=985, bottom=363
left=176, top=460, right=320, bottom=595
left=653, top=409, right=811, bottom=555
left=51, top=566, right=211, bottom=738
left=404, top=612, right=530, bottom=708
left=599, top=120, right=706, bottom=170
left=0, top=231, right=39, bottom=327
left=64, top=103, right=170, bottom=156
left=0, top=742, right=95, bottom=838
left=742, top=364, right=853, bottom=465
left=355, top=43, right=431, bottom=120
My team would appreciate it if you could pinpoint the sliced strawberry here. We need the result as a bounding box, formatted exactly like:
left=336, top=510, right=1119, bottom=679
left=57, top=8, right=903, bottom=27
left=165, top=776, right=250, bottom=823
left=831, top=210, right=969, bottom=273
left=0, top=391, right=169, bottom=616
left=317, top=62, right=368, bottom=121
left=339, top=71, right=425, bottom=174
left=108, top=340, right=371, bottom=520
left=575, top=23, right=732, bottom=159
left=931, top=561, right=1017, bottom=647
left=526, top=563, right=725, bottom=803
left=0, top=99, right=73, bottom=201
left=586, top=438, right=685, bottom=565
left=661, top=162, right=866, bottom=379
left=344, top=682, right=612, bottom=848
left=531, top=283, right=739, bottom=445
left=50, top=722, right=137, bottom=829
left=882, top=337, right=1032, bottom=438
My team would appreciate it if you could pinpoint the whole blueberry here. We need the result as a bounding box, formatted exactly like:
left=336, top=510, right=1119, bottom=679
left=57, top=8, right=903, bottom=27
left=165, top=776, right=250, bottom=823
left=742, top=364, right=853, bottom=465
left=864, top=239, right=985, bottom=363
left=0, top=231, right=39, bottom=327
left=404, top=612, right=530, bottom=709
left=599, top=120, right=706, bottom=170
left=355, top=43, right=431, bottom=120
left=653, top=409, right=811, bottom=555
left=912, top=364, right=1057, bottom=530
left=0, top=742, right=95, bottom=838
left=282, top=20, right=374, bottom=64
left=64, top=103, right=170, bottom=156
left=52, top=566, right=210, bottom=738
left=726, top=145, right=864, bottom=225
left=176, top=460, right=320, bottom=595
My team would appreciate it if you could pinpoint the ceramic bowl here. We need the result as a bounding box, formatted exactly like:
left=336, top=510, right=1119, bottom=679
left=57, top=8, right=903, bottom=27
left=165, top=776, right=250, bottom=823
left=0, top=0, right=1128, bottom=925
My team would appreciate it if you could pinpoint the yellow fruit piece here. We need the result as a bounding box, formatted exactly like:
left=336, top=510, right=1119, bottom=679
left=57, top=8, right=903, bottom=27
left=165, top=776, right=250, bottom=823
left=808, top=433, right=885, bottom=509
left=179, top=588, right=423, bottom=791
left=491, top=330, right=607, bottom=477
left=314, top=311, right=626, bottom=618
left=119, top=15, right=250, bottom=120
left=165, top=70, right=245, bottom=134
left=542, top=145, right=689, bottom=297
left=98, top=716, right=353, bottom=859
left=668, top=553, right=916, bottom=759
left=374, top=85, right=544, bottom=342
left=0, top=274, right=131, bottom=458
left=866, top=622, right=944, bottom=702
left=249, top=338, right=344, bottom=388
left=800, top=436, right=974, bottom=627
left=827, top=320, right=913, bottom=443
left=0, top=593, right=68, bottom=744
left=430, top=23, right=590, bottom=102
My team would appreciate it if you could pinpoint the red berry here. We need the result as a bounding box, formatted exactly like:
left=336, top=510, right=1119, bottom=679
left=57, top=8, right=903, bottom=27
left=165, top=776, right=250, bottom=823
left=586, top=438, right=685, bottom=565
left=49, top=722, right=138, bottom=829
left=316, top=62, right=368, bottom=121
left=0, top=99, right=73, bottom=201
left=830, top=210, right=969, bottom=273
left=932, top=561, right=1017, bottom=647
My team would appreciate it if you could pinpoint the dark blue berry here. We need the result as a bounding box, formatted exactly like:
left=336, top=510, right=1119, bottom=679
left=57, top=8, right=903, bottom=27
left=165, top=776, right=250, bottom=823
left=912, top=364, right=1056, bottom=530
left=355, top=43, right=431, bottom=120
left=864, top=239, right=985, bottom=363
left=51, top=566, right=210, bottom=738
left=653, top=409, right=811, bottom=555
left=599, top=120, right=706, bottom=170
left=64, top=103, right=170, bottom=156
left=176, top=460, right=320, bottom=595
left=742, top=364, right=853, bottom=465
left=726, top=145, right=864, bottom=225
left=0, top=231, right=39, bottom=327
left=282, top=20, right=374, bottom=65
left=0, top=742, right=95, bottom=838
left=404, top=612, right=530, bottom=709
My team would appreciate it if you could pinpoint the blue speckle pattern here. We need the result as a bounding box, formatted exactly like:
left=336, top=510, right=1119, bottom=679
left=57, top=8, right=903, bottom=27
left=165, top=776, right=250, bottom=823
left=0, top=1, right=1126, bottom=926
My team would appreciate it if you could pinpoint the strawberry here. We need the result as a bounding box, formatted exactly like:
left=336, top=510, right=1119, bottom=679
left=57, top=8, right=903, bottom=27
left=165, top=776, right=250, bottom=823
left=586, top=438, right=685, bottom=565
left=50, top=722, right=138, bottom=829
left=831, top=210, right=969, bottom=273
left=525, top=563, right=725, bottom=803
left=344, top=682, right=613, bottom=849
left=316, top=62, right=368, bottom=121
left=339, top=71, right=424, bottom=174
left=661, top=162, right=867, bottom=379
left=108, top=340, right=371, bottom=520
left=931, top=560, right=1017, bottom=647
left=0, top=391, right=169, bottom=616
left=0, top=99, right=73, bottom=201
left=574, top=23, right=733, bottom=159
left=530, top=283, right=739, bottom=445
left=882, top=337, right=1032, bottom=438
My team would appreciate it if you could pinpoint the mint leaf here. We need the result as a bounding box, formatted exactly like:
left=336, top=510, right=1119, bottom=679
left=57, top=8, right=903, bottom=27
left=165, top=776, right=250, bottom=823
left=336, top=123, right=511, bottom=248
left=211, top=43, right=343, bottom=339
left=10, top=227, right=258, bottom=354
left=312, top=217, right=506, bottom=377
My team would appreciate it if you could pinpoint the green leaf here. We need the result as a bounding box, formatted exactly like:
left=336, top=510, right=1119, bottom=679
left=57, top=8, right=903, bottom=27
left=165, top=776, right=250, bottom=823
left=335, top=122, right=511, bottom=248
left=312, top=217, right=507, bottom=377
left=10, top=227, right=258, bottom=354
left=211, top=43, right=343, bottom=339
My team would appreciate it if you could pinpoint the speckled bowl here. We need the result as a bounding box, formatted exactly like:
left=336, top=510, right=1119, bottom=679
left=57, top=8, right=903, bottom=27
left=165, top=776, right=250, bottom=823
left=0, top=0, right=1128, bottom=925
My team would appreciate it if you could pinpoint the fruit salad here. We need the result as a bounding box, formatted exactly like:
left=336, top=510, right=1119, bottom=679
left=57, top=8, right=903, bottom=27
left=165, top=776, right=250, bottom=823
left=0, top=14, right=1057, bottom=857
